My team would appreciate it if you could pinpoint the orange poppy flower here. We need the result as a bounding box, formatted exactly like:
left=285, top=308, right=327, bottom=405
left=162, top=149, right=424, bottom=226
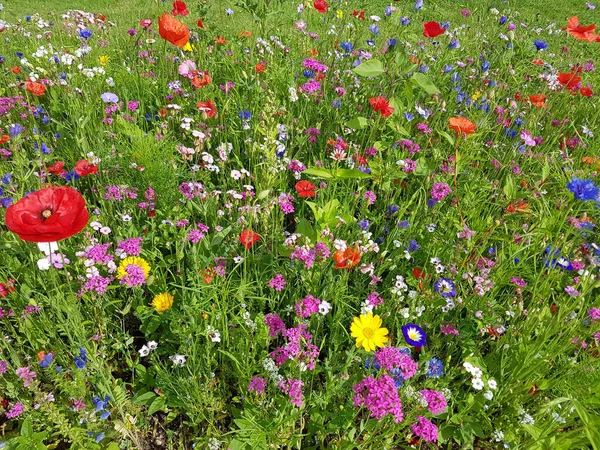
left=532, top=58, right=544, bottom=66
left=196, top=100, right=217, bottom=118
left=0, top=135, right=9, bottom=144
left=254, top=62, right=266, bottom=73
left=191, top=72, right=211, bottom=88
left=564, top=16, right=597, bottom=42
left=309, top=48, right=319, bottom=56
left=25, top=81, right=46, bottom=96
left=239, top=30, right=252, bottom=38
left=528, top=94, right=547, bottom=107
left=9, top=66, right=21, bottom=74
left=333, top=247, right=361, bottom=269
left=158, top=13, right=190, bottom=47
left=557, top=72, right=581, bottom=91
left=215, top=36, right=226, bottom=45
left=448, top=117, right=476, bottom=136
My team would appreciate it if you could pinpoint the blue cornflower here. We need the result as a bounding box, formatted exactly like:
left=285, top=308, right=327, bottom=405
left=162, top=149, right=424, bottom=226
left=426, top=357, right=444, bottom=377
left=16, top=52, right=24, bottom=58
left=238, top=110, right=251, bottom=119
left=408, top=239, right=420, bottom=251
left=332, top=99, right=342, bottom=110
left=369, top=24, right=380, bottom=36
left=514, top=118, right=524, bottom=127
left=534, top=40, right=548, bottom=50
left=390, top=368, right=405, bottom=387
left=419, top=64, right=429, bottom=73
left=567, top=177, right=599, bottom=201
left=427, top=198, right=439, bottom=208
left=387, top=38, right=397, bottom=48
left=0, top=197, right=13, bottom=207
left=482, top=61, right=491, bottom=71
left=364, top=357, right=381, bottom=372
left=95, top=433, right=105, bottom=443
left=384, top=6, right=394, bottom=16
left=25, top=16, right=31, bottom=22
left=388, top=205, right=399, bottom=215
left=499, top=15, right=507, bottom=25
left=1, top=174, right=11, bottom=184
left=358, top=219, right=370, bottom=231
left=303, top=69, right=314, bottom=78
left=42, top=116, right=51, bottom=125
left=366, top=40, right=376, bottom=47
left=340, top=41, right=353, bottom=52
left=441, top=21, right=450, bottom=29
left=443, top=64, right=454, bottom=73
left=503, top=128, right=517, bottom=139
left=448, top=38, right=460, bottom=49
left=39, top=353, right=54, bottom=368
left=358, top=165, right=371, bottom=174
left=65, top=171, right=80, bottom=183
left=414, top=0, right=424, bottom=11
left=397, top=220, right=410, bottom=229
left=8, top=124, right=24, bottom=137
left=400, top=16, right=411, bottom=26
left=404, top=112, right=414, bottom=121
left=433, top=278, right=456, bottom=298
left=79, top=29, right=93, bottom=39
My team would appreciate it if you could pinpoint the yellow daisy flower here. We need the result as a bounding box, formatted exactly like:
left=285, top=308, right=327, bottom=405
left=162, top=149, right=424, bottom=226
left=116, top=256, right=150, bottom=280
left=98, top=55, right=110, bottom=66
left=151, top=293, right=174, bottom=312
left=350, top=313, right=388, bottom=352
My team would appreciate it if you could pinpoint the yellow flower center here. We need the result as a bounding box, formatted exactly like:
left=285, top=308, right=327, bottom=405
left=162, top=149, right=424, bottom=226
left=363, top=327, right=374, bottom=339
left=42, top=209, right=52, bottom=218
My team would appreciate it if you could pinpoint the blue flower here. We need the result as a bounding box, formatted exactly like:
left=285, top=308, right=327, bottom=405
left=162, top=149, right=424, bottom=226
left=65, top=171, right=80, bottom=183
left=514, top=118, right=524, bottom=127
left=426, top=357, right=444, bottom=377
left=387, top=38, right=397, bottom=48
left=400, top=16, right=411, bottom=26
left=397, top=220, right=410, bottom=229
left=534, top=40, right=548, bottom=50
left=567, top=178, right=599, bottom=201
left=332, top=100, right=342, bottom=110
left=433, top=278, right=456, bottom=298
left=414, top=0, right=424, bottom=11
left=95, top=433, right=105, bottom=443
left=499, top=15, right=507, bottom=25
left=443, top=64, right=454, bottom=73
left=369, top=24, right=380, bottom=36
left=302, top=69, right=314, bottom=78
left=79, top=29, right=93, bottom=39
left=364, top=357, right=381, bottom=372
left=340, top=41, right=353, bottom=52
left=388, top=205, right=399, bottom=215
left=408, top=239, right=420, bottom=251
left=358, top=219, right=370, bottom=231
left=2, top=173, right=11, bottom=185
left=403, top=112, right=414, bottom=121
left=402, top=324, right=427, bottom=347
left=448, top=38, right=460, bottom=49
left=384, top=6, right=394, bottom=16
left=8, top=124, right=24, bottom=137
left=503, top=128, right=517, bottom=139
left=366, top=40, right=376, bottom=47
left=39, top=353, right=54, bottom=369
left=482, top=61, right=491, bottom=71
left=238, top=110, right=251, bottom=119
left=390, top=368, right=405, bottom=387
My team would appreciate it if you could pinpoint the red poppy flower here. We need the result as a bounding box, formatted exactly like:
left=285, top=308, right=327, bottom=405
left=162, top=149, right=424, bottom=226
left=369, top=96, right=394, bottom=118
left=412, top=267, right=426, bottom=279
left=333, top=247, right=361, bottom=269
left=74, top=159, right=98, bottom=177
left=295, top=180, right=316, bottom=198
left=564, top=16, right=597, bottom=42
left=557, top=71, right=582, bottom=91
left=46, top=161, right=66, bottom=176
left=0, top=135, right=9, bottom=144
left=254, top=62, right=266, bottom=73
left=423, top=21, right=446, bottom=38
left=191, top=72, right=211, bottom=88
left=171, top=1, right=189, bottom=16
left=580, top=87, right=593, bottom=97
left=314, top=0, right=328, bottom=13
left=5, top=186, right=89, bottom=243
left=239, top=229, right=260, bottom=249
left=532, top=58, right=544, bottom=66
left=158, top=13, right=190, bottom=47
left=9, top=66, right=21, bottom=74
left=196, top=19, right=206, bottom=29
left=448, top=117, right=476, bottom=135
left=352, top=9, right=366, bottom=20
left=196, top=100, right=217, bottom=118
left=25, top=81, right=46, bottom=96
left=528, top=94, right=547, bottom=107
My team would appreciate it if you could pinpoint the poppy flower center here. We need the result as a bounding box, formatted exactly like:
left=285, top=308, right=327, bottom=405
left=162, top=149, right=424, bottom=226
left=41, top=209, right=53, bottom=219
left=363, top=327, right=374, bottom=339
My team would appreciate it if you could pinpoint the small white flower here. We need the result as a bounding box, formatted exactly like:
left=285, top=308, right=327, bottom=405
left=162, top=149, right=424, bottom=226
left=38, top=241, right=58, bottom=256
left=471, top=367, right=483, bottom=378
left=99, top=226, right=111, bottom=235
left=426, top=223, right=437, bottom=232
left=488, top=379, right=497, bottom=390
left=170, top=354, right=187, bottom=366
left=400, top=307, right=410, bottom=319
left=90, top=221, right=102, bottom=230
left=318, top=301, right=332, bottom=315
left=37, top=258, right=51, bottom=271
left=122, top=214, right=132, bottom=222
left=484, top=390, right=494, bottom=400
left=472, top=377, right=484, bottom=390
left=233, top=256, right=244, bottom=264
left=138, top=345, right=150, bottom=357
left=147, top=341, right=158, bottom=350
left=463, top=361, right=474, bottom=372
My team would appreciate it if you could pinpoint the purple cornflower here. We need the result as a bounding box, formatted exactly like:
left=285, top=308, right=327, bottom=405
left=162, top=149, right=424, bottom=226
left=248, top=376, right=267, bottom=394
left=411, top=416, right=438, bottom=443
left=510, top=277, right=527, bottom=287
left=0, top=361, right=7, bottom=374
left=117, top=238, right=143, bottom=256
left=264, top=313, right=286, bottom=337
left=352, top=375, right=404, bottom=423
left=268, top=274, right=287, bottom=291
left=420, top=389, right=447, bottom=415
left=294, top=295, right=321, bottom=318
left=278, top=379, right=304, bottom=407
left=431, top=183, right=452, bottom=201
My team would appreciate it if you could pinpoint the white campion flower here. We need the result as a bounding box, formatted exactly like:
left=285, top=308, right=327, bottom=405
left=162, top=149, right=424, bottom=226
left=472, top=378, right=485, bottom=390
left=138, top=346, right=150, bottom=357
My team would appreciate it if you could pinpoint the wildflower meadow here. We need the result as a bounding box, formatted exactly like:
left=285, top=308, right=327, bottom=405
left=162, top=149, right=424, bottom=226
left=0, top=0, right=600, bottom=448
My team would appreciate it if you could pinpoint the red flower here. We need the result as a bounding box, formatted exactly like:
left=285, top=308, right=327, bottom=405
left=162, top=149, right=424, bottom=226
left=46, top=161, right=66, bottom=176
left=254, top=62, right=266, bottom=73
left=25, top=81, right=46, bottom=96
left=580, top=87, right=593, bottom=97
left=333, top=247, right=361, bottom=269
left=171, top=1, right=189, bottom=16
left=74, top=159, right=98, bottom=177
left=532, top=58, right=544, bottom=66
left=196, top=19, right=206, bottom=29
left=351, top=9, right=365, bottom=20
left=448, top=117, right=476, bottom=135
left=423, top=21, right=446, bottom=38
left=191, top=72, right=211, bottom=88
left=158, top=13, right=190, bottom=47
left=139, top=19, right=153, bottom=28
left=557, top=72, right=582, bottom=91
left=5, top=186, right=89, bottom=243
left=564, top=16, right=597, bottom=42
left=528, top=94, right=547, bottom=107
left=0, top=135, right=9, bottom=144
left=295, top=180, right=316, bottom=198
left=369, top=96, right=394, bottom=118
left=314, top=0, right=328, bottom=13
left=239, top=229, right=260, bottom=249
left=214, top=36, right=227, bottom=45
left=196, top=100, right=217, bottom=118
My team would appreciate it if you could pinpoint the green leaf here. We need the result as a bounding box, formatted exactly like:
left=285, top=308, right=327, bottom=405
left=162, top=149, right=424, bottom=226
left=410, top=72, right=440, bottom=94
left=296, top=218, right=316, bottom=242
left=132, top=391, right=157, bottom=406
left=346, top=117, right=369, bottom=130
left=148, top=396, right=166, bottom=415
left=352, top=59, right=385, bottom=77
left=21, top=418, right=33, bottom=438
left=107, top=444, right=121, bottom=450
left=335, top=169, right=372, bottom=179
left=439, top=130, right=455, bottom=146
left=303, top=168, right=334, bottom=179
left=503, top=177, right=515, bottom=200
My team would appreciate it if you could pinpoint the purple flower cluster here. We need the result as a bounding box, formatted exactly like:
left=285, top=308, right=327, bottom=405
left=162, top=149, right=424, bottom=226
left=6, top=402, right=24, bottom=419
left=270, top=324, right=319, bottom=370
left=117, top=237, right=143, bottom=256
left=396, top=139, right=421, bottom=154
left=248, top=376, right=267, bottom=394
left=119, top=264, right=146, bottom=287
left=300, top=80, right=322, bottom=94
left=80, top=276, right=112, bottom=295
left=290, top=242, right=330, bottom=269
left=365, top=291, right=384, bottom=307
left=84, top=243, right=114, bottom=264
left=589, top=308, right=600, bottom=322
left=265, top=313, right=286, bottom=337
left=353, top=375, right=404, bottom=423
left=302, top=58, right=328, bottom=73
left=431, top=183, right=452, bottom=201
left=420, top=389, right=447, bottom=415
left=411, top=416, right=438, bottom=442
left=294, top=295, right=321, bottom=318
left=278, top=378, right=304, bottom=407
left=267, top=274, right=287, bottom=291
